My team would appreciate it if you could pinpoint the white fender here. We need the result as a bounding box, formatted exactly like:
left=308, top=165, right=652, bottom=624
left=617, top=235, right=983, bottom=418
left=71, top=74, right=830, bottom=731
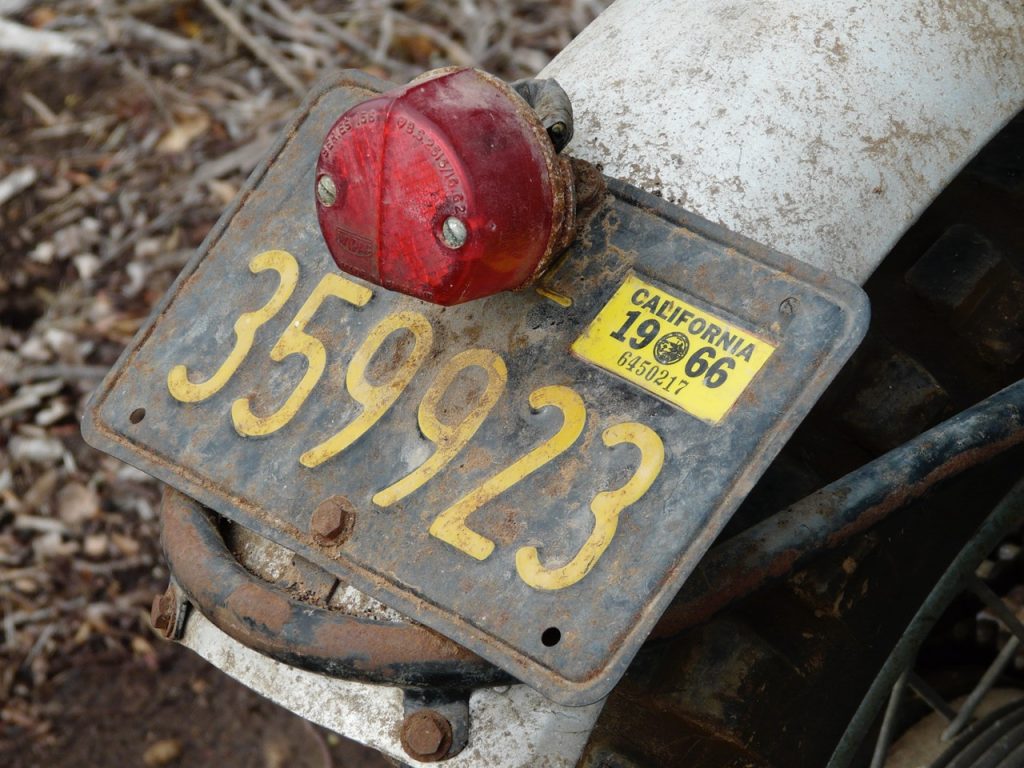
left=542, top=0, right=1024, bottom=283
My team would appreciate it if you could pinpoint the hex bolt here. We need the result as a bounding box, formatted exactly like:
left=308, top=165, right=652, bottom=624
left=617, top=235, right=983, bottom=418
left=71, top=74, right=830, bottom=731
left=440, top=216, right=467, bottom=249
left=316, top=175, right=337, bottom=206
left=310, top=495, right=354, bottom=543
left=400, top=709, right=454, bottom=762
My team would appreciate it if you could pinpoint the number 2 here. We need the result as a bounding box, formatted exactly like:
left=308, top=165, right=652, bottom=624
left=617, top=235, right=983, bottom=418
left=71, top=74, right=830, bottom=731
left=429, top=386, right=585, bottom=561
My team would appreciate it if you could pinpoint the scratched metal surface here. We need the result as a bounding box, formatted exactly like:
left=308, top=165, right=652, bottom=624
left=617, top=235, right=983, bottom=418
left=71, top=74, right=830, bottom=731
left=82, top=71, right=869, bottom=706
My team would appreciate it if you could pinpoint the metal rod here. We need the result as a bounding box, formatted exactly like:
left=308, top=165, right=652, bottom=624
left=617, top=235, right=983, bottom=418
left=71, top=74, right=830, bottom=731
left=942, top=635, right=1021, bottom=742
left=826, top=475, right=1024, bottom=768
left=870, top=670, right=908, bottom=768
left=967, top=575, right=1024, bottom=643
left=906, top=670, right=957, bottom=723
left=654, top=380, right=1024, bottom=639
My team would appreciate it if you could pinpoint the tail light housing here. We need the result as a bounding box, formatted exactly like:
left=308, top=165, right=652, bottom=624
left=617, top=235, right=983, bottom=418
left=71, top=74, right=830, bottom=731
left=315, top=67, right=576, bottom=306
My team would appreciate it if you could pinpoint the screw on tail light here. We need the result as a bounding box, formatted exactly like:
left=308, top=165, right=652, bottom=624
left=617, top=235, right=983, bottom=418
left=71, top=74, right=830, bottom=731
left=315, top=67, right=576, bottom=306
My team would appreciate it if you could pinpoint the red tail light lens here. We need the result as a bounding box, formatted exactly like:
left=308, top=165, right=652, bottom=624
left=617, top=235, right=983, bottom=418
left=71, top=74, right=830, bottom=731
left=315, top=68, right=574, bottom=306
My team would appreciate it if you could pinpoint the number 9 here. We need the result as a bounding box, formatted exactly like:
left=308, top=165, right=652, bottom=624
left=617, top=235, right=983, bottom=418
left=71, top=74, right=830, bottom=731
left=372, top=349, right=507, bottom=507
left=300, top=312, right=433, bottom=467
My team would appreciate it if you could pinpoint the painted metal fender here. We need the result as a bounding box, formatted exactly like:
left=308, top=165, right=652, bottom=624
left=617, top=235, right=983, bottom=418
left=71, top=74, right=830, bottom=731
left=541, top=0, right=1024, bottom=283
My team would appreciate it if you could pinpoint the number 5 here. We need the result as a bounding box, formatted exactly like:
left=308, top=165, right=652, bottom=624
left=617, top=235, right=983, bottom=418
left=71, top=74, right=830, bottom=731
left=232, top=273, right=372, bottom=436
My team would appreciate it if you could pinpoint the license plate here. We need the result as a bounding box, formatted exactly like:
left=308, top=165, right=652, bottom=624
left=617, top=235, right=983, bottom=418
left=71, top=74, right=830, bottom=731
left=83, top=72, right=869, bottom=705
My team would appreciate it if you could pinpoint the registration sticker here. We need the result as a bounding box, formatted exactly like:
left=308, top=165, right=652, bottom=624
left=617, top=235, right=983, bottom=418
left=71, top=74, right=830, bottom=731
left=572, top=273, right=776, bottom=422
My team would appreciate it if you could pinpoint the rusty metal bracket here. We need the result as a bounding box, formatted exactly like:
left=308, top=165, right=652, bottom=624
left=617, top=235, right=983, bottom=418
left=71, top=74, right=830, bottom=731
left=160, top=487, right=510, bottom=689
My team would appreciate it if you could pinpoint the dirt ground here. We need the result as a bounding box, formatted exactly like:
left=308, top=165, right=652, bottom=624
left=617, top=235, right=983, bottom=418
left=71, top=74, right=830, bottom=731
left=0, top=2, right=606, bottom=765
left=1, top=641, right=390, bottom=768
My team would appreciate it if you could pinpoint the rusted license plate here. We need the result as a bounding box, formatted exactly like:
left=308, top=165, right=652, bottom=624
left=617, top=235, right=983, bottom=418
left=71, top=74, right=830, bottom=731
left=83, top=72, right=868, bottom=705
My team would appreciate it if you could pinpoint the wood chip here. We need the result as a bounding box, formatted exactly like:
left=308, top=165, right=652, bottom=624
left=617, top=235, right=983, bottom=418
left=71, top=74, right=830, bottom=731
left=0, top=165, right=38, bottom=207
left=57, top=482, right=100, bottom=524
left=157, top=111, right=211, bottom=154
left=143, top=739, right=182, bottom=766
left=82, top=533, right=109, bottom=559
left=8, top=435, right=64, bottom=464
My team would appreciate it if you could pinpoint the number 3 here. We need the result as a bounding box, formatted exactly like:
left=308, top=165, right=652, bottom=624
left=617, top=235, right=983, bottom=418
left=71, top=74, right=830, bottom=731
left=515, top=422, right=664, bottom=590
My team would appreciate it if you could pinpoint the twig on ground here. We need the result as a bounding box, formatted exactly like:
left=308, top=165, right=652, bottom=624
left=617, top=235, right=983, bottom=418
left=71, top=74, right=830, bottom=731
left=0, top=18, right=82, bottom=58
left=0, top=166, right=38, bottom=208
left=21, top=92, right=59, bottom=126
left=199, top=0, right=306, bottom=98
left=4, top=365, right=110, bottom=385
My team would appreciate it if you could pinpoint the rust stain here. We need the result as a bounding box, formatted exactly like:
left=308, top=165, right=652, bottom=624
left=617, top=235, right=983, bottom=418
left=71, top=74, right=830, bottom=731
left=226, top=582, right=292, bottom=634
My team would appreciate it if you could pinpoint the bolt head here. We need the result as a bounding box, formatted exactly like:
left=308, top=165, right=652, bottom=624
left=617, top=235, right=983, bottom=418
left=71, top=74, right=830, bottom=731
left=400, top=710, right=453, bottom=762
left=311, top=495, right=354, bottom=542
left=316, top=175, right=337, bottom=206
left=440, top=216, right=467, bottom=249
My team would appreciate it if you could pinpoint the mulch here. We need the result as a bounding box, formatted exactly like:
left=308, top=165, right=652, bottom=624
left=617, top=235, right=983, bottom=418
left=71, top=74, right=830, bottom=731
left=0, top=0, right=606, bottom=760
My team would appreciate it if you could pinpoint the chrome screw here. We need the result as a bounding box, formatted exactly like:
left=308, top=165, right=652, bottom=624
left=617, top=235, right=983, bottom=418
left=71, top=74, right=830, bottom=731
left=316, top=175, right=337, bottom=206
left=441, top=216, right=468, bottom=249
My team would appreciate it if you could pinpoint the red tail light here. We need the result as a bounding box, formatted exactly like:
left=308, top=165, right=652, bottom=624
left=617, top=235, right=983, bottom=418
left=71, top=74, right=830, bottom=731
left=315, top=68, right=575, bottom=306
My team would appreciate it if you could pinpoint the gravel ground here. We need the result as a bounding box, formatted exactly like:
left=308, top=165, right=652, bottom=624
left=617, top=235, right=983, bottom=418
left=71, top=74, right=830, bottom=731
left=0, top=1, right=609, bottom=762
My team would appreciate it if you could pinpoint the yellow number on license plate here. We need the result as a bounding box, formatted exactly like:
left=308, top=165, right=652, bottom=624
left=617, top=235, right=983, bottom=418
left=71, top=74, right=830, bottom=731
left=572, top=273, right=776, bottom=423
left=164, top=251, right=667, bottom=592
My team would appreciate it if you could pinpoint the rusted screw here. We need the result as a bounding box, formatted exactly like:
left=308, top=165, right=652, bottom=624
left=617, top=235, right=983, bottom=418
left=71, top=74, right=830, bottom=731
left=400, top=709, right=453, bottom=762
left=440, top=216, right=467, bottom=249
left=779, top=296, right=798, bottom=316
left=150, top=590, right=175, bottom=639
left=316, top=175, right=337, bottom=206
left=310, top=495, right=354, bottom=542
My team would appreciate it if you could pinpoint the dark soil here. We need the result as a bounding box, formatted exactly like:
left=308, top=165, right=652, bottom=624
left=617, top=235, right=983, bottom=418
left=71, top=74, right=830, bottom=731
left=1, top=640, right=389, bottom=768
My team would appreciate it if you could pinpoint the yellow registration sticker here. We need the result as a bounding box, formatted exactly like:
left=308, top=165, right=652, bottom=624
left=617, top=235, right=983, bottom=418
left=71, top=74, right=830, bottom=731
left=572, top=273, right=776, bottom=423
